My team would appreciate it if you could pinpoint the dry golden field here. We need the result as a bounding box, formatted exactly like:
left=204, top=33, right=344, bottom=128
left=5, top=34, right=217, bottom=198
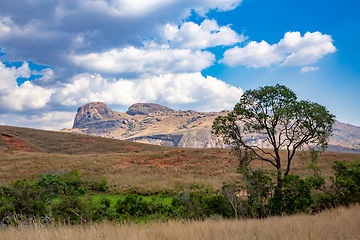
left=1, top=205, right=359, bottom=240
left=1, top=125, right=360, bottom=194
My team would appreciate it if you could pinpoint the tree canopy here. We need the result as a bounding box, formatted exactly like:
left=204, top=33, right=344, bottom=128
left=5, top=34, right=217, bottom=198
left=212, top=84, right=335, bottom=181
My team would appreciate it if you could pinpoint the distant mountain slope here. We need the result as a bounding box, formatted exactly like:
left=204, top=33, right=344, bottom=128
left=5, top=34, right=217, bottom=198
left=0, top=125, right=166, bottom=155
left=63, top=102, right=360, bottom=153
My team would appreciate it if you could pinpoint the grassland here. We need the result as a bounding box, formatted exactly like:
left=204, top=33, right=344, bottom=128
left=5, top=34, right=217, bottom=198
left=1, top=125, right=360, bottom=238
left=1, top=204, right=359, bottom=240
left=1, top=125, right=360, bottom=194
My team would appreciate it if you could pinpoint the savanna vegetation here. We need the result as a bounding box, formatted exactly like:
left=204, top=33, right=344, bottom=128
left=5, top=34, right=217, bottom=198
left=0, top=85, right=359, bottom=239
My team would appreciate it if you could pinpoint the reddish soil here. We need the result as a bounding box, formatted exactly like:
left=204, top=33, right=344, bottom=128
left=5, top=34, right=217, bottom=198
left=1, top=134, right=39, bottom=152
left=114, top=152, right=196, bottom=168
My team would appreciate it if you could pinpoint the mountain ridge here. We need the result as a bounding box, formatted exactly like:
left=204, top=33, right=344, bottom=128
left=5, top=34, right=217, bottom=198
left=63, top=102, right=360, bottom=153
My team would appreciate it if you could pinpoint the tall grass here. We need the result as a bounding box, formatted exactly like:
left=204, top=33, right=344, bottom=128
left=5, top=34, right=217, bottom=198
left=1, top=205, right=359, bottom=240
left=1, top=149, right=359, bottom=194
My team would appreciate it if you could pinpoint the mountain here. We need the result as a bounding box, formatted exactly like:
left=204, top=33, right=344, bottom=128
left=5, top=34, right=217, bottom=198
left=62, top=102, right=360, bottom=153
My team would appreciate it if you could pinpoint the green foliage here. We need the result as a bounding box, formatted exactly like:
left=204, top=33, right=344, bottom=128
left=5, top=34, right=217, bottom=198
left=61, top=170, right=83, bottom=195
left=171, top=190, right=231, bottom=219
left=115, top=194, right=150, bottom=217
left=212, top=84, right=335, bottom=180
left=240, top=168, right=274, bottom=217
left=7, top=179, right=50, bottom=217
left=91, top=197, right=116, bottom=221
left=87, top=178, right=109, bottom=193
left=313, top=160, right=360, bottom=210
left=331, top=160, right=360, bottom=204
left=269, top=175, right=314, bottom=215
left=37, top=173, right=67, bottom=198
left=0, top=170, right=110, bottom=224
left=51, top=195, right=94, bottom=224
left=0, top=159, right=358, bottom=224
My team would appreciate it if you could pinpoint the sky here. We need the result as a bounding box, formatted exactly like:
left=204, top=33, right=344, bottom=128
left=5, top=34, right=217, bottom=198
left=0, top=0, right=359, bottom=130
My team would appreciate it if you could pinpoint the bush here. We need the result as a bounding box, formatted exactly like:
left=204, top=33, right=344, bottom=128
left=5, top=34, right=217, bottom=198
left=8, top=179, right=50, bottom=217
left=115, top=194, right=151, bottom=217
left=87, top=178, right=109, bottom=193
left=36, top=173, right=67, bottom=198
left=51, top=195, right=94, bottom=224
left=269, top=175, right=314, bottom=215
left=313, top=160, right=360, bottom=210
left=61, top=170, right=83, bottom=195
left=240, top=168, right=274, bottom=218
left=172, top=190, right=231, bottom=219
left=92, top=197, right=116, bottom=221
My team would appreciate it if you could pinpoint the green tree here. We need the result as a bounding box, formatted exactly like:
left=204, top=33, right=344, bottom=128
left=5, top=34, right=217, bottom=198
left=212, top=84, right=335, bottom=185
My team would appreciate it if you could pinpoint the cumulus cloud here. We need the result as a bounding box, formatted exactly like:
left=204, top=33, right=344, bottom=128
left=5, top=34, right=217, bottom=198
left=57, top=0, right=242, bottom=18
left=0, top=61, right=243, bottom=129
left=54, top=72, right=243, bottom=111
left=278, top=32, right=336, bottom=66
left=0, top=0, right=242, bottom=65
left=162, top=19, right=246, bottom=49
left=0, top=111, right=75, bottom=131
left=222, top=41, right=283, bottom=67
left=0, top=62, right=54, bottom=112
left=222, top=31, right=336, bottom=68
left=300, top=66, right=319, bottom=74
left=70, top=43, right=215, bottom=74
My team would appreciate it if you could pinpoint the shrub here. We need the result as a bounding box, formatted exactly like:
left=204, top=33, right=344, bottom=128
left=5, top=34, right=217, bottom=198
left=51, top=195, right=94, bottom=224
left=313, top=160, right=360, bottom=210
left=61, top=170, right=83, bottom=195
left=92, top=197, right=116, bottom=221
left=115, top=194, right=150, bottom=217
left=172, top=190, right=231, bottom=219
left=36, top=173, right=67, bottom=198
left=269, top=174, right=314, bottom=215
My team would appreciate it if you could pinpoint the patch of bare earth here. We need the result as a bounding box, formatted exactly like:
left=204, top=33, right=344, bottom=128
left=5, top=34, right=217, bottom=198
left=1, top=134, right=39, bottom=152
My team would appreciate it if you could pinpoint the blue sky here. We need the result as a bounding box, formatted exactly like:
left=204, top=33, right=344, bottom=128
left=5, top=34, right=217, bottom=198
left=0, top=0, right=359, bottom=130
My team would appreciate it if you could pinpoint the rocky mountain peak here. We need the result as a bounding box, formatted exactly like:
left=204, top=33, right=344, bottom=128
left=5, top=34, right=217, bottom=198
left=73, top=102, right=116, bottom=128
left=66, top=102, right=360, bottom=153
left=126, top=103, right=175, bottom=116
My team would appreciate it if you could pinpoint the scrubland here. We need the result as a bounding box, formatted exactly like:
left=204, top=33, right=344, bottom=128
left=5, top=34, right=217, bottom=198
left=1, top=125, right=360, bottom=239
left=1, top=125, right=359, bottom=195
left=1, top=148, right=359, bottom=195
left=1, top=205, right=359, bottom=240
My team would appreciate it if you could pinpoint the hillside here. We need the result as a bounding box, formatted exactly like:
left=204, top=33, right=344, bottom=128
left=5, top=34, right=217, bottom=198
left=1, top=125, right=360, bottom=194
left=62, top=102, right=360, bottom=153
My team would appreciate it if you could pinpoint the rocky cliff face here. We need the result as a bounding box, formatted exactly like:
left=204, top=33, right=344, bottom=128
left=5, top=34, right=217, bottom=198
left=65, top=102, right=360, bottom=152
left=126, top=103, right=175, bottom=116
left=73, top=102, right=117, bottom=128
left=68, top=102, right=225, bottom=148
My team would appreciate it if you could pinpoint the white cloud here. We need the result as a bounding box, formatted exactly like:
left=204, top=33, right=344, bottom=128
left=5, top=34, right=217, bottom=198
left=59, top=0, right=243, bottom=18
left=279, top=31, right=336, bottom=66
left=54, top=72, right=243, bottom=111
left=0, top=62, right=54, bottom=112
left=162, top=19, right=246, bottom=49
left=0, top=111, right=75, bottom=131
left=0, top=0, right=242, bottom=65
left=222, top=31, right=336, bottom=68
left=0, top=61, right=242, bottom=129
left=300, top=66, right=319, bottom=74
left=222, top=40, right=283, bottom=67
left=0, top=17, right=11, bottom=33
left=70, top=43, right=215, bottom=74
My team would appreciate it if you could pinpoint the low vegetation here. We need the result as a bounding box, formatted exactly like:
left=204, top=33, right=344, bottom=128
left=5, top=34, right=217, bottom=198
left=0, top=159, right=359, bottom=224
left=1, top=124, right=360, bottom=239
left=1, top=205, right=359, bottom=240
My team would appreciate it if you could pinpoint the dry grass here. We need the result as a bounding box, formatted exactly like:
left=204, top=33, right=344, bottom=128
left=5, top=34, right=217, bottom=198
left=1, top=205, right=359, bottom=240
left=1, top=125, right=360, bottom=194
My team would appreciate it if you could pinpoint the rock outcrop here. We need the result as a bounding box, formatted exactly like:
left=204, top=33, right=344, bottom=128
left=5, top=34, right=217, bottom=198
left=73, top=102, right=117, bottom=128
left=126, top=103, right=175, bottom=116
left=65, top=102, right=360, bottom=152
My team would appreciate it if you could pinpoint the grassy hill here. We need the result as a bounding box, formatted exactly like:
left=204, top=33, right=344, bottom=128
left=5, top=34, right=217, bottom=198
left=1, top=125, right=359, bottom=194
